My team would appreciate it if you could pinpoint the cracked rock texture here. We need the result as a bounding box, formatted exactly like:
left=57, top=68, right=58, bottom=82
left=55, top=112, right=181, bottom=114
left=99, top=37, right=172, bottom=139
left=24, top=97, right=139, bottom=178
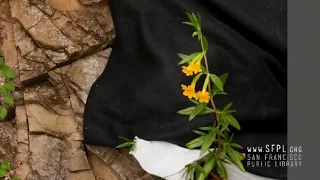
left=9, top=0, right=114, bottom=85
left=0, top=0, right=152, bottom=179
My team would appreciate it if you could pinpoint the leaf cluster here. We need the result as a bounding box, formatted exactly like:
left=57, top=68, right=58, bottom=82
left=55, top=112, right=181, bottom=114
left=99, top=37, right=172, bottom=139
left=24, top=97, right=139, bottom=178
left=115, top=137, right=136, bottom=151
left=185, top=132, right=245, bottom=180
left=0, top=161, right=19, bottom=180
left=0, top=57, right=16, bottom=120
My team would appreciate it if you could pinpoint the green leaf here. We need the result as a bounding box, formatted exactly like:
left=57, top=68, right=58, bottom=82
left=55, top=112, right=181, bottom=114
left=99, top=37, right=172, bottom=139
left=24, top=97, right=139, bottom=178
left=178, top=106, right=215, bottom=116
left=212, top=92, right=227, bottom=96
left=198, top=108, right=215, bottom=115
left=2, top=67, right=16, bottom=79
left=219, top=73, right=228, bottom=86
left=0, top=108, right=8, bottom=120
left=189, top=99, right=199, bottom=105
left=182, top=22, right=194, bottom=27
left=228, top=134, right=234, bottom=143
left=200, top=129, right=217, bottom=156
left=193, top=164, right=207, bottom=178
left=198, top=126, right=214, bottom=131
left=5, top=94, right=14, bottom=106
left=186, top=136, right=205, bottom=149
left=189, top=168, right=195, bottom=180
left=119, top=136, right=133, bottom=142
left=217, top=131, right=226, bottom=138
left=210, top=74, right=223, bottom=92
left=220, top=118, right=231, bottom=132
left=0, top=161, right=9, bottom=171
left=219, top=113, right=227, bottom=126
left=223, top=102, right=233, bottom=111
left=0, top=169, right=6, bottom=178
left=217, top=160, right=228, bottom=180
left=225, top=114, right=241, bottom=130
left=184, top=165, right=196, bottom=180
left=191, top=13, right=200, bottom=29
left=182, top=166, right=189, bottom=179
left=186, top=12, right=197, bottom=26
left=193, top=130, right=206, bottom=136
left=200, top=64, right=207, bottom=73
left=218, top=150, right=227, bottom=160
left=198, top=154, right=216, bottom=180
left=227, top=147, right=246, bottom=172
left=224, top=125, right=230, bottom=132
left=0, top=87, right=7, bottom=94
left=115, top=142, right=134, bottom=149
left=223, top=130, right=229, bottom=139
left=189, top=103, right=206, bottom=120
left=202, top=35, right=208, bottom=52
left=178, top=52, right=201, bottom=65
left=177, top=53, right=188, bottom=60
left=196, top=13, right=202, bottom=28
left=211, top=73, right=228, bottom=94
left=192, top=31, right=198, bottom=37
left=3, top=81, right=15, bottom=92
left=230, top=143, right=243, bottom=149
left=224, top=109, right=236, bottom=114
left=177, top=107, right=195, bottom=115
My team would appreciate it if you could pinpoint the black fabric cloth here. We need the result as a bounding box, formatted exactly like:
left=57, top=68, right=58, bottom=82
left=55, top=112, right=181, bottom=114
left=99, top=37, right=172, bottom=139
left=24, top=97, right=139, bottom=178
left=83, top=0, right=287, bottom=179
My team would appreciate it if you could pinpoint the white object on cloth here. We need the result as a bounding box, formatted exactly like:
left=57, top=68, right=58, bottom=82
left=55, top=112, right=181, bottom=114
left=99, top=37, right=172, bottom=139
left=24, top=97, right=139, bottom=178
left=129, top=136, right=277, bottom=180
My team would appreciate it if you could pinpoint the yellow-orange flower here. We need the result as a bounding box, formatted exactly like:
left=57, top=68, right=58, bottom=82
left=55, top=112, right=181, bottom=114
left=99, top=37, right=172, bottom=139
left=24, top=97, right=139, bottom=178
left=182, top=66, right=193, bottom=76
left=182, top=60, right=202, bottom=76
left=195, top=90, right=210, bottom=103
left=190, top=61, right=202, bottom=74
left=181, top=84, right=196, bottom=99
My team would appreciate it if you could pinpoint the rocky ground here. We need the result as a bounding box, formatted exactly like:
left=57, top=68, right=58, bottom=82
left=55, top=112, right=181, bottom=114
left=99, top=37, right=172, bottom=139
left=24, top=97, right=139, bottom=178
left=0, top=0, right=152, bottom=179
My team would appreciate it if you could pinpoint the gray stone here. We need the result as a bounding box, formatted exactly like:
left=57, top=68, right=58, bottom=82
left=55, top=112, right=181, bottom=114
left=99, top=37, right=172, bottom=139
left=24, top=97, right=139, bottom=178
left=28, top=134, right=69, bottom=180
left=19, top=56, right=48, bottom=84
left=28, top=16, right=72, bottom=51
left=0, top=121, right=17, bottom=168
left=10, top=0, right=44, bottom=30
left=13, top=24, right=36, bottom=57
left=66, top=48, right=110, bottom=94
left=30, top=0, right=56, bottom=17
left=87, top=151, right=121, bottom=180
left=26, top=104, right=78, bottom=138
left=24, top=82, right=73, bottom=116
left=15, top=106, right=28, bottom=144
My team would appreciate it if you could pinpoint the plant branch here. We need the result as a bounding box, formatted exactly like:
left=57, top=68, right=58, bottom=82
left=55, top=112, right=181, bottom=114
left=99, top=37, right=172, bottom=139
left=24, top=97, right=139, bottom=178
left=202, top=52, right=221, bottom=152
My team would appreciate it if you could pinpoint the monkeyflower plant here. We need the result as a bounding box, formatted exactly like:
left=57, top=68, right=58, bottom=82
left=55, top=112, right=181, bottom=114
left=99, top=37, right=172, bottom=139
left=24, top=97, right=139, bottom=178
left=117, top=13, right=245, bottom=180
left=177, top=13, right=245, bottom=180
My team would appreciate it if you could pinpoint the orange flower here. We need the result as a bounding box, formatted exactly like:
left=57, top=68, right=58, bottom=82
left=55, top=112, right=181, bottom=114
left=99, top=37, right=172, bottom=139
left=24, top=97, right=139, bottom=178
left=181, top=84, right=196, bottom=99
left=195, top=90, right=210, bottom=103
left=182, top=60, right=202, bottom=76
left=182, top=66, right=193, bottom=76
left=190, top=61, right=202, bottom=74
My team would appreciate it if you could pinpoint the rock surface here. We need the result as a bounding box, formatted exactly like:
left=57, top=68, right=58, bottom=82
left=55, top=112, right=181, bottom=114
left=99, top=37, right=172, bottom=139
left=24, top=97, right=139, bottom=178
left=9, top=0, right=114, bottom=84
left=0, top=0, right=150, bottom=179
left=0, top=121, right=17, bottom=167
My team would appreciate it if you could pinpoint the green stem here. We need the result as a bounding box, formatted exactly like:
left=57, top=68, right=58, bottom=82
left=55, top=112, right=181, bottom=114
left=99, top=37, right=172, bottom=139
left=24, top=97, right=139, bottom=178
left=200, top=32, right=222, bottom=152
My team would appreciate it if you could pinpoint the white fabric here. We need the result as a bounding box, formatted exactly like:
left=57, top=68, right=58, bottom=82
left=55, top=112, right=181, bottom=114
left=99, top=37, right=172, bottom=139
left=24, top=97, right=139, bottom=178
left=129, top=136, right=276, bottom=180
